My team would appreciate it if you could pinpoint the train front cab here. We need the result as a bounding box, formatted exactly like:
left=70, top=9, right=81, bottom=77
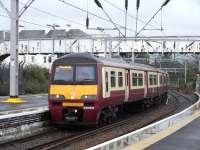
left=48, top=61, right=101, bottom=125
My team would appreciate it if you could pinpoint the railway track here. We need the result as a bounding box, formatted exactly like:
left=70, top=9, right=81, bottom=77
left=0, top=91, right=197, bottom=150
left=169, top=90, right=197, bottom=113
left=29, top=109, right=173, bottom=150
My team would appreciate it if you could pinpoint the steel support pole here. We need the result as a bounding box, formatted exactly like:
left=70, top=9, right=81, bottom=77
left=109, top=40, right=112, bottom=58
left=199, top=58, right=200, bottom=72
left=118, top=31, right=120, bottom=55
left=104, top=40, right=107, bottom=58
left=10, top=0, right=19, bottom=98
left=91, top=39, right=94, bottom=54
left=52, top=38, right=55, bottom=55
left=184, top=61, right=187, bottom=84
left=132, top=46, right=135, bottom=63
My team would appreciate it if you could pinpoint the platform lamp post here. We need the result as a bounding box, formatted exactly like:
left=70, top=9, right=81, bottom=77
left=87, top=26, right=117, bottom=58
left=64, top=24, right=71, bottom=54
left=46, top=24, right=60, bottom=55
left=0, top=0, right=35, bottom=103
left=96, top=27, right=116, bottom=58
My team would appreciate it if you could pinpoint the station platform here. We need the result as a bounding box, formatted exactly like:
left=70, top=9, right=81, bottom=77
left=0, top=94, right=47, bottom=112
left=145, top=116, right=200, bottom=150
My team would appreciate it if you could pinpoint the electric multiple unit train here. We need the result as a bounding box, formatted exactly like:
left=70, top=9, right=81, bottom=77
left=48, top=53, right=168, bottom=125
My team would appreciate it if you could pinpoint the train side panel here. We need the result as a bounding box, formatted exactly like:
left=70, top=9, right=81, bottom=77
left=128, top=70, right=145, bottom=102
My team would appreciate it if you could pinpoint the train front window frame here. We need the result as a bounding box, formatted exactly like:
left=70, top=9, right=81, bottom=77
left=75, top=65, right=96, bottom=82
left=53, top=65, right=74, bottom=83
left=52, top=64, right=97, bottom=84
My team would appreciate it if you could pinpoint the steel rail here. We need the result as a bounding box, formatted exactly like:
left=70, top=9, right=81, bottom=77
left=28, top=102, right=175, bottom=150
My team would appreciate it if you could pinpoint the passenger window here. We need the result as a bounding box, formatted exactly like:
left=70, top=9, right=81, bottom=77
left=159, top=75, right=162, bottom=85
left=111, top=71, right=116, bottom=87
left=118, top=72, right=123, bottom=87
left=154, top=75, right=157, bottom=85
left=138, top=73, right=143, bottom=86
left=105, top=71, right=109, bottom=92
left=132, top=73, right=137, bottom=86
left=149, top=74, right=153, bottom=85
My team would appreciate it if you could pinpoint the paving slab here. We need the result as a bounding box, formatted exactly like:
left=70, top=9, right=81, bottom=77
left=146, top=117, right=200, bottom=150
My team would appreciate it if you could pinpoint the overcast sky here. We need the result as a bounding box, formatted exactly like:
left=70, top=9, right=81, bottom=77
left=0, top=0, right=200, bottom=36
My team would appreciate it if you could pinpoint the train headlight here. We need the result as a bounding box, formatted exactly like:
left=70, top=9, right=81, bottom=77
left=49, top=94, right=65, bottom=100
left=80, top=95, right=97, bottom=100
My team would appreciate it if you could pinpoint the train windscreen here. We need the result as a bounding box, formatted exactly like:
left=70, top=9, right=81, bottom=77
left=54, top=65, right=73, bottom=83
left=76, top=66, right=95, bottom=82
left=53, top=65, right=96, bottom=84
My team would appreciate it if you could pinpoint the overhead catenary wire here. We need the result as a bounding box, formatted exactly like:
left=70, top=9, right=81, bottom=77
left=103, top=0, right=159, bottom=30
left=19, top=1, right=85, bottom=27
left=58, top=0, right=135, bottom=33
left=94, top=0, right=125, bottom=37
left=135, top=0, right=140, bottom=39
left=103, top=0, right=167, bottom=37
left=0, top=14, right=53, bottom=28
left=1, top=1, right=167, bottom=38
left=125, top=0, right=128, bottom=37
left=136, top=0, right=171, bottom=36
left=86, top=0, right=89, bottom=29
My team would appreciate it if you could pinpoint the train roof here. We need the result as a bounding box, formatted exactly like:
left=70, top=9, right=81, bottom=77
left=55, top=53, right=167, bottom=74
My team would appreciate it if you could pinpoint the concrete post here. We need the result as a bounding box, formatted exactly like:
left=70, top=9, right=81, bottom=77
left=10, top=0, right=19, bottom=98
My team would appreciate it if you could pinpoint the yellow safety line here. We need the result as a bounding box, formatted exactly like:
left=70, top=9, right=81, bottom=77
left=124, top=110, right=200, bottom=150
left=3, top=98, right=27, bottom=104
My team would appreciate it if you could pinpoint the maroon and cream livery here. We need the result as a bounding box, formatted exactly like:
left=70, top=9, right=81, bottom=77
left=49, top=53, right=168, bottom=125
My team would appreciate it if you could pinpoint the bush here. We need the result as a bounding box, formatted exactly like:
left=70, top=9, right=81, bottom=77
left=0, top=65, right=49, bottom=95
left=23, top=65, right=49, bottom=94
left=0, top=84, right=9, bottom=96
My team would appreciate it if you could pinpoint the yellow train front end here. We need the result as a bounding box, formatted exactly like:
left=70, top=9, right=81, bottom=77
left=48, top=54, right=101, bottom=125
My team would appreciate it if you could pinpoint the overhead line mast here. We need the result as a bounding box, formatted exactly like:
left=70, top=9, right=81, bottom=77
left=0, top=0, right=35, bottom=103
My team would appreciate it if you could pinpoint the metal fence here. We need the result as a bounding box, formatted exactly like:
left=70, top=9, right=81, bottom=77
left=0, top=62, right=25, bottom=95
left=87, top=92, right=200, bottom=150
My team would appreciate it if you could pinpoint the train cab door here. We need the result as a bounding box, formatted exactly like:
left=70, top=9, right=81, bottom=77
left=124, top=70, right=129, bottom=102
left=103, top=67, right=110, bottom=98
